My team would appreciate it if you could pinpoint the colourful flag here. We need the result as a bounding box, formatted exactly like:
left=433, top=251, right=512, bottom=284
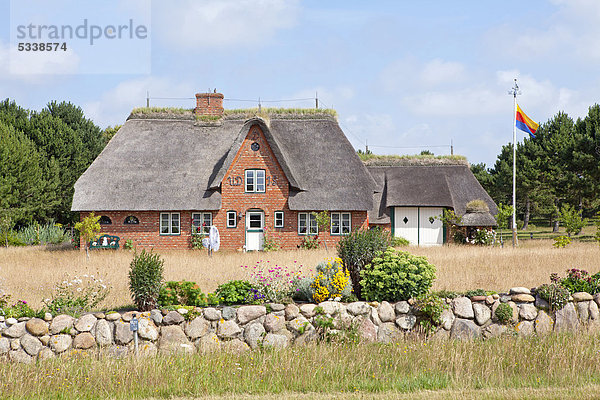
left=516, top=104, right=539, bottom=139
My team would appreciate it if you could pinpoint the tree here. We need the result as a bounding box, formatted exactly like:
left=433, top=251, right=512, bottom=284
left=0, top=122, right=46, bottom=225
left=0, top=210, right=13, bottom=248
left=558, top=203, right=586, bottom=237
left=470, top=163, right=493, bottom=196
left=311, top=211, right=331, bottom=250
left=102, top=124, right=122, bottom=144
left=74, top=213, right=101, bottom=258
left=46, top=101, right=105, bottom=165
left=494, top=203, right=514, bottom=246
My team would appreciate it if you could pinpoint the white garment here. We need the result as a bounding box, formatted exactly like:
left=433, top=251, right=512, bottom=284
left=208, top=225, right=220, bottom=252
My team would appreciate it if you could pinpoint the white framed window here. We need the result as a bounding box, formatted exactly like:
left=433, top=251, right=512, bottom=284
left=245, top=169, right=266, bottom=193
left=192, top=212, right=212, bottom=234
left=227, top=211, right=237, bottom=228
left=274, top=211, right=284, bottom=228
left=160, top=213, right=180, bottom=235
left=298, top=213, right=317, bottom=235
left=331, top=213, right=351, bottom=235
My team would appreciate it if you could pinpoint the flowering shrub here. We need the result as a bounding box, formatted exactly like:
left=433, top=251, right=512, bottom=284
left=262, top=234, right=281, bottom=252
left=44, top=273, right=111, bottom=316
left=1, top=287, right=39, bottom=319
left=413, top=293, right=449, bottom=334
left=158, top=280, right=218, bottom=307
left=551, top=268, right=600, bottom=294
left=537, top=283, right=570, bottom=312
left=3, top=299, right=39, bottom=319
left=299, top=235, right=319, bottom=250
left=244, top=261, right=305, bottom=303
left=467, top=229, right=495, bottom=246
left=309, top=258, right=352, bottom=303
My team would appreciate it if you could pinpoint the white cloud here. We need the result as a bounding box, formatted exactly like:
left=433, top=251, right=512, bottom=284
left=153, top=0, right=300, bottom=49
left=9, top=46, right=80, bottom=77
left=484, top=0, right=600, bottom=63
left=83, top=77, right=190, bottom=128
left=0, top=39, right=79, bottom=85
left=379, top=57, right=467, bottom=92
left=420, top=59, right=466, bottom=87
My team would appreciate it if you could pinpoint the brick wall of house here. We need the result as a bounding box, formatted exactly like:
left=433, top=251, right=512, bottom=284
left=79, top=123, right=368, bottom=251
left=79, top=210, right=203, bottom=250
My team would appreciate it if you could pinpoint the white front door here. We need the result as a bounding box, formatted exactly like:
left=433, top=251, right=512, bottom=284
left=245, top=210, right=264, bottom=251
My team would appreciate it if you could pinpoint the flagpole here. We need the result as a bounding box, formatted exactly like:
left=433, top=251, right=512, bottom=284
left=510, top=79, right=520, bottom=247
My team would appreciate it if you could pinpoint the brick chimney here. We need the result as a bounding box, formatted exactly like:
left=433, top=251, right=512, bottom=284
left=194, top=91, right=224, bottom=116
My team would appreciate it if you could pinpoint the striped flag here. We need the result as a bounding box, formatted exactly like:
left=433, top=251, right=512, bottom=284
left=515, top=104, right=539, bottom=139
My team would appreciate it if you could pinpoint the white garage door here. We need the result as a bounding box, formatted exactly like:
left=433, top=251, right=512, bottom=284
left=393, top=207, right=444, bottom=246
left=394, top=207, right=419, bottom=245
left=419, top=207, right=444, bottom=246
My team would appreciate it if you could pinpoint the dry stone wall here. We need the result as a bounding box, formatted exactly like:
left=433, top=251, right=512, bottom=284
left=1, top=286, right=599, bottom=363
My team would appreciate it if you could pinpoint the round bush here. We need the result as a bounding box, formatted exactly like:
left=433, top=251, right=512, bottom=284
left=359, top=247, right=436, bottom=302
left=495, top=303, right=513, bottom=324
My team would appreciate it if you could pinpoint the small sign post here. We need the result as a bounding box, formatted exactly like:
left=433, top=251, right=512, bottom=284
left=130, top=313, right=139, bottom=356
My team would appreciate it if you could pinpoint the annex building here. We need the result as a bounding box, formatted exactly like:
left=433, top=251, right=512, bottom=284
left=72, top=92, right=497, bottom=250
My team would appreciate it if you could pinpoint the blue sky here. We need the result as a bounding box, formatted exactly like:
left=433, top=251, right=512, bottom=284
left=2, top=0, right=600, bottom=167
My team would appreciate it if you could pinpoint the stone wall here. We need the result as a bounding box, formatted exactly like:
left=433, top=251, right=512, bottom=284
left=1, top=286, right=598, bottom=363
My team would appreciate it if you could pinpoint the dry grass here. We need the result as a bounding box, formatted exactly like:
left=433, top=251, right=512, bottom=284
left=414, top=241, right=600, bottom=293
left=3, top=334, right=600, bottom=399
left=0, top=241, right=598, bottom=310
left=0, top=247, right=335, bottom=309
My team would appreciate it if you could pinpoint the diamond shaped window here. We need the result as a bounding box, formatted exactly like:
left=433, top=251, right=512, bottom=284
left=403, top=217, right=408, bottom=224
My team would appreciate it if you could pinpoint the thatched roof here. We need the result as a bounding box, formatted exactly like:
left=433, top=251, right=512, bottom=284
left=367, top=165, right=498, bottom=224
left=460, top=211, right=497, bottom=227
left=72, top=113, right=375, bottom=212
left=361, top=154, right=468, bottom=166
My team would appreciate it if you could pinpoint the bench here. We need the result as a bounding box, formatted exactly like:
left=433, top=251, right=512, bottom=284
left=90, top=234, right=120, bottom=250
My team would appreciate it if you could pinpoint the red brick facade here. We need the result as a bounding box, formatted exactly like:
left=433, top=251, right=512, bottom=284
left=80, top=124, right=368, bottom=251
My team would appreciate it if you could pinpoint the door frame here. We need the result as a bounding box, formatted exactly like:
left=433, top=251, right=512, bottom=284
left=245, top=209, right=265, bottom=251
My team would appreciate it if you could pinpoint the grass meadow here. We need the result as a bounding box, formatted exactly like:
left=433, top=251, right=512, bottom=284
left=1, top=241, right=600, bottom=399
left=0, top=240, right=598, bottom=310
left=2, top=334, right=600, bottom=399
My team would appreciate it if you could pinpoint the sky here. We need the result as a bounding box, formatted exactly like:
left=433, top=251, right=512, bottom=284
left=2, top=0, right=600, bottom=167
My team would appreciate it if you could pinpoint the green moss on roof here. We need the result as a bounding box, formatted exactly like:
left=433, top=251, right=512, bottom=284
left=361, top=154, right=468, bottom=166
left=128, top=107, right=337, bottom=121
left=131, top=107, right=192, bottom=115
left=224, top=107, right=337, bottom=117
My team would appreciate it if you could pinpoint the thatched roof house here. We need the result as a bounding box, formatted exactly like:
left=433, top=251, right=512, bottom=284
left=72, top=92, right=376, bottom=250
left=72, top=114, right=375, bottom=213
left=72, top=92, right=498, bottom=250
left=366, top=159, right=497, bottom=245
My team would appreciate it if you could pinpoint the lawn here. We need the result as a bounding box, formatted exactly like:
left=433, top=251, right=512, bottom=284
left=1, top=241, right=599, bottom=310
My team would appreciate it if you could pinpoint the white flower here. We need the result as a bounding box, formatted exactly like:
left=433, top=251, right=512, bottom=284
left=77, top=288, right=82, bottom=292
